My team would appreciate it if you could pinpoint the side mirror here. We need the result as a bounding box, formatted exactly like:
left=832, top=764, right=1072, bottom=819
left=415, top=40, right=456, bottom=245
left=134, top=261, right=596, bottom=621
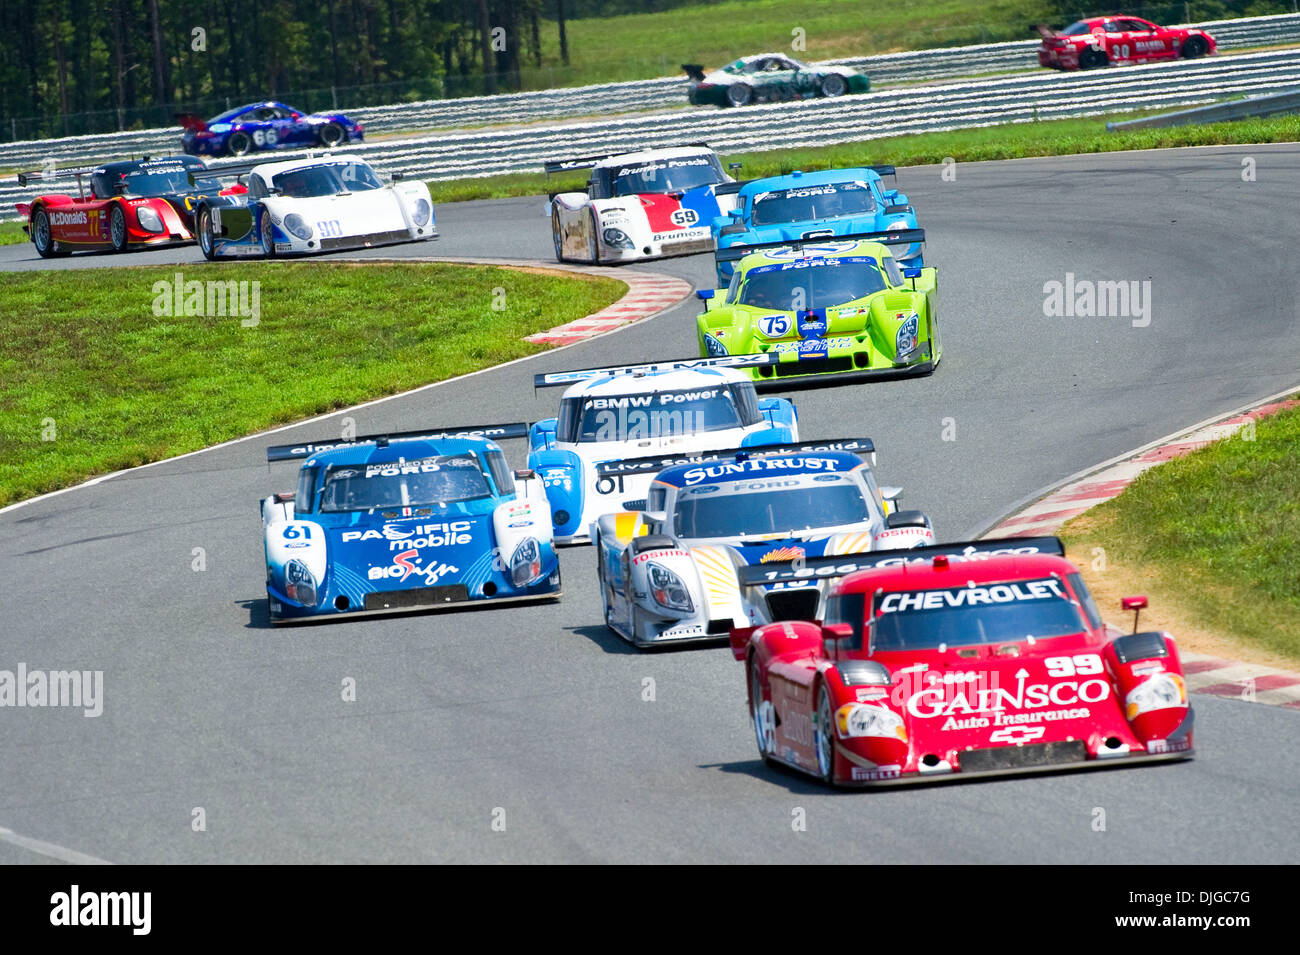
left=512, top=468, right=536, bottom=480
left=391, top=172, right=405, bottom=182
left=1122, top=595, right=1148, bottom=633
left=730, top=209, right=743, bottom=219
left=728, top=161, right=743, bottom=172
left=824, top=622, right=855, bottom=641
left=718, top=223, right=747, bottom=236
left=696, top=289, right=715, bottom=301
left=880, top=485, right=902, bottom=502
left=902, top=267, right=922, bottom=279
left=886, top=510, right=929, bottom=529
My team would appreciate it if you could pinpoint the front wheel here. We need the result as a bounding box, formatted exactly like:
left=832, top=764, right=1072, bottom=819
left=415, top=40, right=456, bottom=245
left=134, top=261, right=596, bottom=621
left=551, top=207, right=565, bottom=262
left=226, top=131, right=252, bottom=156
left=259, top=212, right=277, bottom=258
left=815, top=682, right=838, bottom=785
left=109, top=205, right=129, bottom=252
left=318, top=122, right=345, bottom=147
left=819, top=73, right=847, bottom=97
left=750, top=660, right=775, bottom=765
left=585, top=208, right=600, bottom=264
left=197, top=208, right=218, bottom=260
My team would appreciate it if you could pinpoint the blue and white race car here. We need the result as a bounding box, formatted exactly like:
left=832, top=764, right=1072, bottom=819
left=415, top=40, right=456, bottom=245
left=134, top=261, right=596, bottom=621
left=524, top=355, right=799, bottom=545
left=194, top=155, right=436, bottom=258
left=592, top=440, right=935, bottom=648
left=179, top=101, right=364, bottom=157
left=261, top=425, right=560, bottom=623
left=711, top=166, right=921, bottom=283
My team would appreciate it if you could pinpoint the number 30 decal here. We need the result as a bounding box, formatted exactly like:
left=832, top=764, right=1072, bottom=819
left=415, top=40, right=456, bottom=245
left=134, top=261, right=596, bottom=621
left=1045, top=654, right=1103, bottom=677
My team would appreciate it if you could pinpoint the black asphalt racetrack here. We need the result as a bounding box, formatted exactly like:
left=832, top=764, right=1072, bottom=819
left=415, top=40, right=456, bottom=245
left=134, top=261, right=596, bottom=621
left=2, top=146, right=1297, bottom=863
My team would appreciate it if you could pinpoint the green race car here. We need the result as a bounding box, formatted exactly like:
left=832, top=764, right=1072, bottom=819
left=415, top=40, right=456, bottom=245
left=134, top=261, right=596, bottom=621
left=684, top=54, right=869, bottom=107
left=695, top=232, right=940, bottom=384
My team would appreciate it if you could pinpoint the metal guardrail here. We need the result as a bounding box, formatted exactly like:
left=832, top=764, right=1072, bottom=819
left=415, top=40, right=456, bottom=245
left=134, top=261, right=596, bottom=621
left=4, top=19, right=1300, bottom=223
left=1106, top=85, right=1300, bottom=128
left=2, top=10, right=1297, bottom=177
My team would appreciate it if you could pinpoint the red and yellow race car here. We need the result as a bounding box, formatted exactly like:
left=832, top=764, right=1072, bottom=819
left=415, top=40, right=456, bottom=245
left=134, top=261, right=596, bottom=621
left=731, top=536, right=1194, bottom=786
left=1033, top=16, right=1215, bottom=70
left=14, top=154, right=245, bottom=258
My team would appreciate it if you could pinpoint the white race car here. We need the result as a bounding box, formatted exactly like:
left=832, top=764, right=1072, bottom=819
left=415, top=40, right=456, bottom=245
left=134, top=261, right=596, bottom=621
left=194, top=155, right=437, bottom=258
left=593, top=441, right=935, bottom=648
left=524, top=355, right=800, bottom=545
left=548, top=145, right=741, bottom=264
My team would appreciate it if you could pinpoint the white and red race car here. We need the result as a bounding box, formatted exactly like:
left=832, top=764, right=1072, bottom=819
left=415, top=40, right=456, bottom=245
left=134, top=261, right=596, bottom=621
left=548, top=145, right=741, bottom=263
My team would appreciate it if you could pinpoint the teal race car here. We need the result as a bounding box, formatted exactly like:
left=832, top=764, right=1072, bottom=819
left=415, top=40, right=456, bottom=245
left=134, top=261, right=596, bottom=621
left=695, top=232, right=940, bottom=384
left=684, top=54, right=869, bottom=107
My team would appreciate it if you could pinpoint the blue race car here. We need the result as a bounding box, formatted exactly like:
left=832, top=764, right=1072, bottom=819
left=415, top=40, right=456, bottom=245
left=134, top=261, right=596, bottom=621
left=261, top=425, right=560, bottom=623
left=711, top=166, right=921, bottom=284
left=179, top=101, right=364, bottom=157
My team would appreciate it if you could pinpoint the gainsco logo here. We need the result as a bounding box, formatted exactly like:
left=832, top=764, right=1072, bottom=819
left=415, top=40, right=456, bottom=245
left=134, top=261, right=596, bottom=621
left=51, top=211, right=88, bottom=226
left=906, top=665, right=1111, bottom=719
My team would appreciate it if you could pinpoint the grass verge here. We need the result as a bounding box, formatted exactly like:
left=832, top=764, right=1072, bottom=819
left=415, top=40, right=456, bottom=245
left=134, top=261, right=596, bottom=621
left=425, top=111, right=1300, bottom=203
left=0, top=261, right=624, bottom=506
left=1061, top=400, right=1300, bottom=668
left=0, top=221, right=27, bottom=246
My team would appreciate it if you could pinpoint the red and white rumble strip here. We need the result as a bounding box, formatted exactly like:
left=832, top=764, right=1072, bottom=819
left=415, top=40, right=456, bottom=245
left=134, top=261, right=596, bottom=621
left=523, top=268, right=692, bottom=346
left=985, top=392, right=1300, bottom=708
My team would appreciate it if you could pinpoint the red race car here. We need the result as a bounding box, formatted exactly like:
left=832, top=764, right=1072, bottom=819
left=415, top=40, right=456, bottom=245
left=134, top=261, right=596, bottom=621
left=730, top=537, right=1194, bottom=787
left=1033, top=16, right=1215, bottom=70
left=14, top=154, right=245, bottom=258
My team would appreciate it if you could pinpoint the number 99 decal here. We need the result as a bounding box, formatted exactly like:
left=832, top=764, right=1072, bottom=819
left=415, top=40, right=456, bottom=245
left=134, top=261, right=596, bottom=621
left=1045, top=654, right=1103, bottom=677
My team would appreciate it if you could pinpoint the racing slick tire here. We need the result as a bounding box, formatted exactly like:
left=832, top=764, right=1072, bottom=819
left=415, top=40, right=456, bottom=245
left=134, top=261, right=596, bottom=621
left=30, top=208, right=70, bottom=258
left=109, top=205, right=129, bottom=252
left=1181, top=36, right=1208, bottom=59
left=750, top=659, right=775, bottom=766
left=197, top=207, right=219, bottom=261
left=1079, top=48, right=1108, bottom=69
left=585, top=208, right=600, bottom=264
left=318, top=122, right=345, bottom=147
left=227, top=131, right=253, bottom=156
left=814, top=681, right=838, bottom=786
left=551, top=206, right=566, bottom=262
left=726, top=83, right=753, bottom=107
left=259, top=211, right=278, bottom=258
left=819, top=74, right=848, bottom=97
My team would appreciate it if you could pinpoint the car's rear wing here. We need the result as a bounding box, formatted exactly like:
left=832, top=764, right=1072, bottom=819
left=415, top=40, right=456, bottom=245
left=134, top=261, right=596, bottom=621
left=714, top=227, right=926, bottom=264
left=15, top=164, right=102, bottom=199
left=266, top=422, right=529, bottom=462
left=175, top=112, right=208, bottom=132
left=713, top=179, right=757, bottom=196
left=682, top=63, right=707, bottom=83
left=736, top=536, right=1066, bottom=588
left=543, top=142, right=714, bottom=176
left=1030, top=23, right=1057, bottom=39
left=532, top=352, right=781, bottom=389
left=595, top=436, right=876, bottom=478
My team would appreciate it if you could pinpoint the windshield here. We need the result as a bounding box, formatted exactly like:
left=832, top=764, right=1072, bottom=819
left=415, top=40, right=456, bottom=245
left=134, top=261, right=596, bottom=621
left=673, top=477, right=869, bottom=538
left=318, top=454, right=490, bottom=512
left=560, top=384, right=761, bottom=443
left=751, top=181, right=877, bottom=225
left=1060, top=21, right=1094, bottom=35
left=611, top=155, right=724, bottom=196
left=870, top=578, right=1089, bottom=651
left=737, top=258, right=887, bottom=310
left=118, top=167, right=221, bottom=196
left=272, top=161, right=383, bottom=198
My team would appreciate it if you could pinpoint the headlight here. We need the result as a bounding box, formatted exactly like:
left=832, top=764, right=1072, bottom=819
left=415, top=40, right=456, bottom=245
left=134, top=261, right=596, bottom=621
left=836, top=703, right=907, bottom=741
left=602, top=227, right=634, bottom=249
left=283, top=213, right=313, bottom=240
left=1125, top=673, right=1186, bottom=719
left=895, top=313, right=919, bottom=360
left=509, top=537, right=543, bottom=587
left=412, top=197, right=432, bottom=227
left=285, top=559, right=317, bottom=606
left=647, top=562, right=693, bottom=612
left=135, top=206, right=163, bottom=232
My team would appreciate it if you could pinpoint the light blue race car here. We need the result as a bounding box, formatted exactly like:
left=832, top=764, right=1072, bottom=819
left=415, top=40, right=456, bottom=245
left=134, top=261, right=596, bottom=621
left=261, top=424, right=560, bottom=623
left=711, top=166, right=922, bottom=284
